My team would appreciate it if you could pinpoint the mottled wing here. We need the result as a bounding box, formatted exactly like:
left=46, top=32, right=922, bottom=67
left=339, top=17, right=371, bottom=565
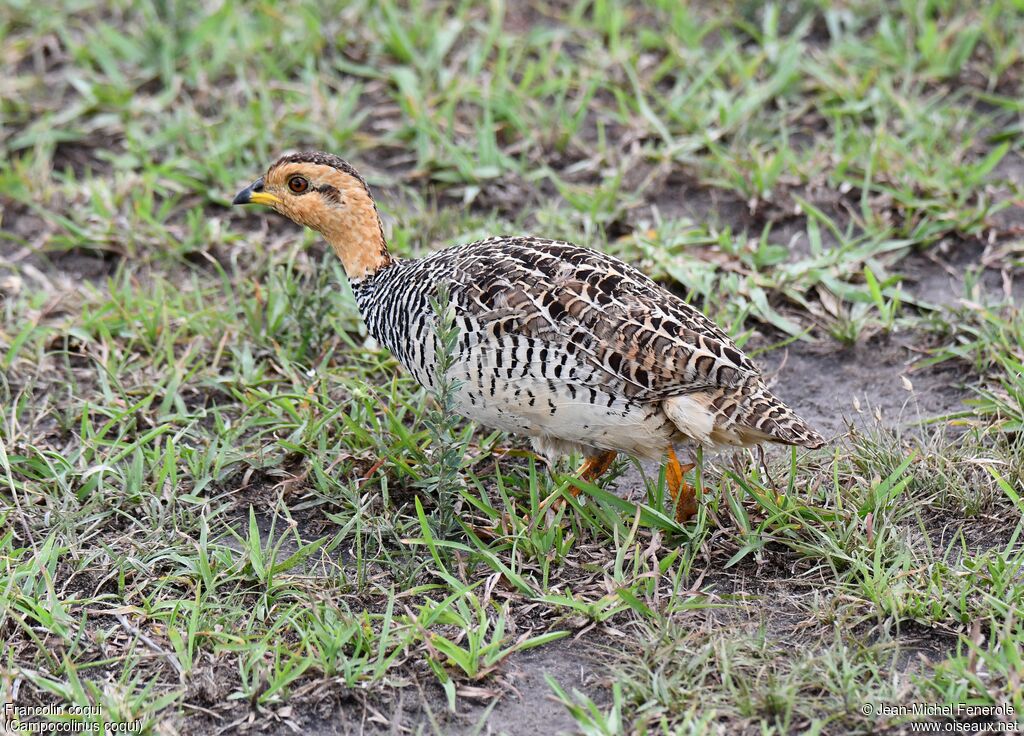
left=455, top=237, right=760, bottom=402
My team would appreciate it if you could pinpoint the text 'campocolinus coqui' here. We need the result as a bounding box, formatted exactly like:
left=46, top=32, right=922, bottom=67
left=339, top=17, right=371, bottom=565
left=233, top=152, right=825, bottom=521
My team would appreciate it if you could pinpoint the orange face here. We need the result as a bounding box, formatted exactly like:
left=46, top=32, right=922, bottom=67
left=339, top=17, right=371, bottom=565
left=233, top=153, right=391, bottom=280
left=234, top=161, right=350, bottom=228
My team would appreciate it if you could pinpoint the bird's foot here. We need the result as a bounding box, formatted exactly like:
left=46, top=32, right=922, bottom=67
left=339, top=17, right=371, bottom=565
left=666, top=447, right=698, bottom=523
left=535, top=450, right=618, bottom=517
left=578, top=450, right=618, bottom=484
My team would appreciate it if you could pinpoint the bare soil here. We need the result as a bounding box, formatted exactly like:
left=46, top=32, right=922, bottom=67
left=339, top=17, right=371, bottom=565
left=760, top=337, right=966, bottom=441
left=216, top=638, right=604, bottom=736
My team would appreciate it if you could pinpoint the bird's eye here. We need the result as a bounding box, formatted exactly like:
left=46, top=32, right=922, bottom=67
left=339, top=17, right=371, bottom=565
left=288, top=176, right=309, bottom=194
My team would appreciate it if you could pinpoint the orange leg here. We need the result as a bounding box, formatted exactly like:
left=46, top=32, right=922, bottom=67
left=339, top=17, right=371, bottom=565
left=537, top=450, right=618, bottom=514
left=572, top=450, right=618, bottom=493
left=666, top=447, right=698, bottom=522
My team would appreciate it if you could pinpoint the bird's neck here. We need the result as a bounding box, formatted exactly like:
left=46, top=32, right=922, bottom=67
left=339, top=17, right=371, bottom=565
left=319, top=188, right=394, bottom=282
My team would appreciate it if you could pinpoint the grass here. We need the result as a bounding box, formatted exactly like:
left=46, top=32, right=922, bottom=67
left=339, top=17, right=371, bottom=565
left=2, top=0, right=1024, bottom=733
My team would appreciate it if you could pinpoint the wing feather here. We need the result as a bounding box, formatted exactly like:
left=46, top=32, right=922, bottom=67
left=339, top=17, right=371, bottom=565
left=453, top=237, right=760, bottom=403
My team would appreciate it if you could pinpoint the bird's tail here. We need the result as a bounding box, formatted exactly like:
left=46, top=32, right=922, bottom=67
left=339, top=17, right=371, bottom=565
left=730, top=382, right=825, bottom=449
left=664, top=381, right=825, bottom=450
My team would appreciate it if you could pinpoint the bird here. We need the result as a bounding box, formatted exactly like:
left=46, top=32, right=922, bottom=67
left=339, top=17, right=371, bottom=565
left=232, top=151, right=825, bottom=522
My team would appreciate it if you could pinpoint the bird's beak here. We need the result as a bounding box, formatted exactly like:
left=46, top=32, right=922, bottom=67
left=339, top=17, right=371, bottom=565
left=232, top=177, right=280, bottom=207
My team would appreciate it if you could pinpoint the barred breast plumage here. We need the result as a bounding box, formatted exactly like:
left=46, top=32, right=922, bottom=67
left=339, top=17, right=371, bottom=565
left=232, top=151, right=825, bottom=521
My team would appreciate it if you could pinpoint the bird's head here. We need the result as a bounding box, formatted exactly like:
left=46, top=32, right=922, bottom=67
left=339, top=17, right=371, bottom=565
left=233, top=151, right=391, bottom=281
